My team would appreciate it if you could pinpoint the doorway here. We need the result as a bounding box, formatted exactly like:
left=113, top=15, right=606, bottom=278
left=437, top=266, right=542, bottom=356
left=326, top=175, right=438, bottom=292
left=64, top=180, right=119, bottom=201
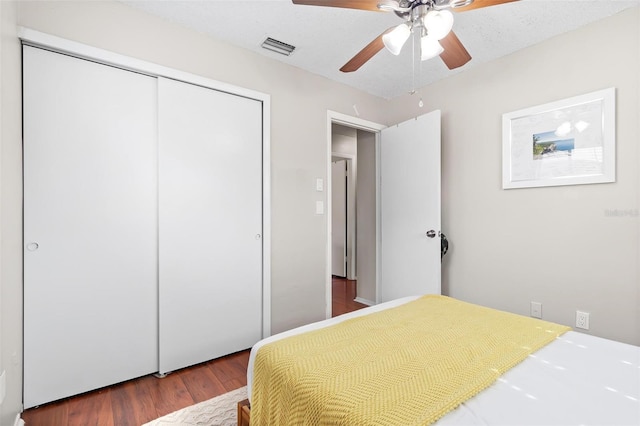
left=326, top=110, right=442, bottom=318
left=331, top=125, right=356, bottom=281
left=326, top=112, right=385, bottom=318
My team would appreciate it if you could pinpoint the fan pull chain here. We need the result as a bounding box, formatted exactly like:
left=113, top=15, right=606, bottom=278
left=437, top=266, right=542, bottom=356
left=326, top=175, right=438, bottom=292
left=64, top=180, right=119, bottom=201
left=418, top=30, right=424, bottom=108
left=411, top=26, right=416, bottom=95
left=412, top=24, right=423, bottom=108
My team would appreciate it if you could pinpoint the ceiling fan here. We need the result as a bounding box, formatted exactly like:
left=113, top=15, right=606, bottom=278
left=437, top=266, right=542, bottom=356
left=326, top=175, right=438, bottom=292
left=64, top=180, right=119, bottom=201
left=292, top=0, right=519, bottom=72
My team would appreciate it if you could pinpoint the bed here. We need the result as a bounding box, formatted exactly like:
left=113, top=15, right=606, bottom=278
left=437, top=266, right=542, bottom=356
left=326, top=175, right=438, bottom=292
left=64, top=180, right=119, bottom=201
left=241, top=295, right=640, bottom=425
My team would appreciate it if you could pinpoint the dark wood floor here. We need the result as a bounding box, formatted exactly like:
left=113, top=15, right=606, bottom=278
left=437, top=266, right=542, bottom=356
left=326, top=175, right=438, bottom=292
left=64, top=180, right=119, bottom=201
left=22, top=277, right=366, bottom=425
left=332, top=276, right=368, bottom=316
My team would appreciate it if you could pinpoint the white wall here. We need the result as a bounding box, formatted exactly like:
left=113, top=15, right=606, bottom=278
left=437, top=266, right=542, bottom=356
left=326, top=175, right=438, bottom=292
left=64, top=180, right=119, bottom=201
left=356, top=130, right=377, bottom=304
left=332, top=124, right=357, bottom=156
left=387, top=7, right=640, bottom=346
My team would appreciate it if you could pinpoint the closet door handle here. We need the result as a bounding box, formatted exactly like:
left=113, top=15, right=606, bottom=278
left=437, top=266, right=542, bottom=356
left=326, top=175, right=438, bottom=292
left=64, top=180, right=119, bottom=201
left=26, top=242, right=40, bottom=251
left=255, top=234, right=262, bottom=240
left=426, top=230, right=436, bottom=238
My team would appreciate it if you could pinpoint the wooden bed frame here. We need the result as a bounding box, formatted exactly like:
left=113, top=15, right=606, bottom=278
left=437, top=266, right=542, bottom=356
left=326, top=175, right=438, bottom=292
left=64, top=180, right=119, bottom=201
left=237, top=399, right=251, bottom=426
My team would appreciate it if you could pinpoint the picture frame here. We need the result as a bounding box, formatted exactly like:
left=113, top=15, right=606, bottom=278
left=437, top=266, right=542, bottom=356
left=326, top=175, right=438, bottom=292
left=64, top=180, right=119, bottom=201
left=502, top=87, right=615, bottom=189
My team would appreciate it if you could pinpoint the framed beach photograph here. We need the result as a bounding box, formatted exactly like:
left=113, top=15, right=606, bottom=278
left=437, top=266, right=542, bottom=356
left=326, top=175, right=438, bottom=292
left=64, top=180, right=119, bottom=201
left=502, top=87, right=616, bottom=189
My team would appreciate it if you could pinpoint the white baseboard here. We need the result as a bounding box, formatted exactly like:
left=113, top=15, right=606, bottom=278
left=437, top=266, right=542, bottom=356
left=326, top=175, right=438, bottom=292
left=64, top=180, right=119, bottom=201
left=15, top=413, right=25, bottom=426
left=354, top=297, right=375, bottom=306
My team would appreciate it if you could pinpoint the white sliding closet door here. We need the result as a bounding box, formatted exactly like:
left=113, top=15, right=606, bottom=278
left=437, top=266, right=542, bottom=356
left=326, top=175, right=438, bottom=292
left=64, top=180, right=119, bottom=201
left=158, top=78, right=263, bottom=373
left=23, top=46, right=158, bottom=408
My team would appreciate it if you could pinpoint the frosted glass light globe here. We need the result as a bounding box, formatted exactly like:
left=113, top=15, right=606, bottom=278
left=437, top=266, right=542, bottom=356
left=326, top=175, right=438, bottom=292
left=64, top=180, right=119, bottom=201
left=421, top=35, right=444, bottom=61
left=424, top=10, right=454, bottom=41
left=382, top=24, right=411, bottom=55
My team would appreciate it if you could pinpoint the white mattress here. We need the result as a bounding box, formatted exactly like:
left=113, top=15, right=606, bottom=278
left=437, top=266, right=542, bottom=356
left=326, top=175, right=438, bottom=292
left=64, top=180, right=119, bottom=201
left=248, top=297, right=640, bottom=425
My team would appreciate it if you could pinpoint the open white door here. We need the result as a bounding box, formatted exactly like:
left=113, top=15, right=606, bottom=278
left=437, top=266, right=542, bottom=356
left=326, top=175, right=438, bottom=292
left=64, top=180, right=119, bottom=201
left=331, top=160, right=347, bottom=277
left=380, top=110, right=441, bottom=302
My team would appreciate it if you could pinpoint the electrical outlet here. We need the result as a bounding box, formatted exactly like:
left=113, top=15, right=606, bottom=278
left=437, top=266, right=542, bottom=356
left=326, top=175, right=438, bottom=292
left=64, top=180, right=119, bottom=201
left=530, top=302, right=542, bottom=319
left=576, top=311, right=590, bottom=330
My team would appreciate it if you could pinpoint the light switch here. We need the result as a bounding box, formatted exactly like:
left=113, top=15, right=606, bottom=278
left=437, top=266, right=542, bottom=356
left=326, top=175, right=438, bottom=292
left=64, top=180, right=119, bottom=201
left=315, top=201, right=324, bottom=215
left=316, top=178, right=324, bottom=192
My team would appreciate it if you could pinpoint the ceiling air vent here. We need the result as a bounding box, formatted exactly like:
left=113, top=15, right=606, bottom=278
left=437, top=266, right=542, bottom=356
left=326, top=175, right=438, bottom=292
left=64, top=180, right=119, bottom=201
left=261, top=37, right=296, bottom=56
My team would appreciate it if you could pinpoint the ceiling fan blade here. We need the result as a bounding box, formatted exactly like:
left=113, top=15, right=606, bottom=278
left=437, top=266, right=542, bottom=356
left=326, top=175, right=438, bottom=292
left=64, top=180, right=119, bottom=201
left=439, top=31, right=471, bottom=70
left=292, top=0, right=383, bottom=12
left=453, top=0, right=519, bottom=12
left=340, top=29, right=391, bottom=72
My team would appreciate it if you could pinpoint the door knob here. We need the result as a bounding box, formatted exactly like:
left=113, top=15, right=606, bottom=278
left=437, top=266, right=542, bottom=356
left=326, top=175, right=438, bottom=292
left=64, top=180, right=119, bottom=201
left=426, top=230, right=436, bottom=238
left=26, top=242, right=39, bottom=251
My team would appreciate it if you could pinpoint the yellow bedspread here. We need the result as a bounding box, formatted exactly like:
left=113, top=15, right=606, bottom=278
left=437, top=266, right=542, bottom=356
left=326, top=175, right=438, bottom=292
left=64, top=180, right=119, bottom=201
left=251, top=295, right=570, bottom=426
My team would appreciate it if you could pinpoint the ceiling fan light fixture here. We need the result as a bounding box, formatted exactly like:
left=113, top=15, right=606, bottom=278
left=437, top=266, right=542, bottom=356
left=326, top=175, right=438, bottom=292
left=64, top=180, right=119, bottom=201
left=449, top=0, right=474, bottom=8
left=424, top=9, right=454, bottom=40
left=382, top=23, right=411, bottom=56
left=377, top=2, right=396, bottom=12
left=421, top=35, right=444, bottom=61
left=377, top=0, right=411, bottom=13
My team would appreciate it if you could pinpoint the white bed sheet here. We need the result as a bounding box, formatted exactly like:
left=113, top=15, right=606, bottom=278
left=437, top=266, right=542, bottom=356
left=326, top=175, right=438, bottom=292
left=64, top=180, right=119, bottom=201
left=247, top=297, right=640, bottom=425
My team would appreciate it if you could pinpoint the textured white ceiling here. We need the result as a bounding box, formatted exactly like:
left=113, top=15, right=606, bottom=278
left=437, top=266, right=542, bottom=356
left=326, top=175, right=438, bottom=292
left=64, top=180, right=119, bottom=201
left=121, top=0, right=640, bottom=99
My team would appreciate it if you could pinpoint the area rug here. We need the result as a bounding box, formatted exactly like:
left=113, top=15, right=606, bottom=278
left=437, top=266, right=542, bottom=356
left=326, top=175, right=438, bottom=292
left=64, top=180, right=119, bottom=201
left=144, top=386, right=248, bottom=426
